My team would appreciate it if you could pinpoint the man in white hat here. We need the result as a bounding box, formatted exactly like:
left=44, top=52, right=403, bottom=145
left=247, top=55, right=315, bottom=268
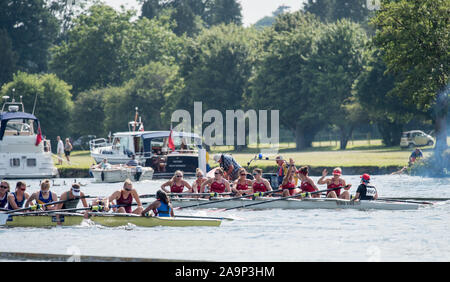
left=213, top=154, right=242, bottom=181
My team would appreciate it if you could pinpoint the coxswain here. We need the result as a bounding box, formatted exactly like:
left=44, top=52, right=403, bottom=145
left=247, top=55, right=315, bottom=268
left=7, top=181, right=30, bottom=210
left=161, top=170, right=193, bottom=194
left=141, top=190, right=174, bottom=217
left=108, top=179, right=143, bottom=214
left=280, top=158, right=300, bottom=197
left=58, top=183, right=89, bottom=210
left=0, top=180, right=10, bottom=209
left=192, top=168, right=207, bottom=194
left=296, top=166, right=319, bottom=198
left=317, top=168, right=351, bottom=199
left=232, top=168, right=253, bottom=196
left=25, top=179, right=59, bottom=211
left=200, top=168, right=231, bottom=196
left=352, top=174, right=378, bottom=201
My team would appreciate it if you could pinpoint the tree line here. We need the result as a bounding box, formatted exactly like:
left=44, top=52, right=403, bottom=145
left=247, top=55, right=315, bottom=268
left=0, top=0, right=448, bottom=152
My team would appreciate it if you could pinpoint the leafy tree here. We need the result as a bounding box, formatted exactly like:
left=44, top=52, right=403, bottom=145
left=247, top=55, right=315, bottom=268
left=372, top=0, right=449, bottom=152
left=305, top=20, right=369, bottom=149
left=72, top=88, right=108, bottom=138
left=0, top=72, right=73, bottom=145
left=204, top=0, right=242, bottom=26
left=248, top=12, right=325, bottom=149
left=0, top=28, right=18, bottom=86
left=140, top=0, right=242, bottom=36
left=175, top=24, right=257, bottom=148
left=50, top=4, right=181, bottom=95
left=355, top=48, right=414, bottom=146
left=303, top=0, right=371, bottom=23
left=104, top=62, right=184, bottom=133
left=0, top=0, right=59, bottom=73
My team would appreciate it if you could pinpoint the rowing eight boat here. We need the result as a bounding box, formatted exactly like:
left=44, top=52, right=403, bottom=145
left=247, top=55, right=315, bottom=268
left=2, top=213, right=221, bottom=228
left=170, top=197, right=421, bottom=210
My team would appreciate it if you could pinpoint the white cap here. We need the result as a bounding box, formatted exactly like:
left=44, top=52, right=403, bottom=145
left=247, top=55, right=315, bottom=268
left=71, top=185, right=81, bottom=197
left=213, top=154, right=221, bottom=163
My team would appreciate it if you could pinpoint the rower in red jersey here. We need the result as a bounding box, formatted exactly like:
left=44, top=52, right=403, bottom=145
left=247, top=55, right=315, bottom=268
left=317, top=167, right=351, bottom=199
left=232, top=168, right=253, bottom=196
left=191, top=168, right=208, bottom=194
left=251, top=168, right=272, bottom=195
left=161, top=170, right=192, bottom=194
left=296, top=166, right=320, bottom=198
left=280, top=158, right=300, bottom=197
left=200, top=168, right=231, bottom=196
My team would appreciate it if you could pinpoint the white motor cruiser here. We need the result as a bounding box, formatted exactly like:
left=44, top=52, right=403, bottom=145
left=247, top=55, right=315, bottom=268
left=0, top=96, right=57, bottom=179
left=90, top=108, right=207, bottom=178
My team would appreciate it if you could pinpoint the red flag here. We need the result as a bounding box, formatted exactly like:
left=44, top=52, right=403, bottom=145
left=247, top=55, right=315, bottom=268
left=168, top=130, right=175, bottom=152
left=35, top=125, right=42, bottom=146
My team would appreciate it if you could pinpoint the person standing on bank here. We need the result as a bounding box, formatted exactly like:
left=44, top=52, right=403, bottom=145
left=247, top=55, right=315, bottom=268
left=56, top=136, right=64, bottom=165
left=64, top=138, right=73, bottom=164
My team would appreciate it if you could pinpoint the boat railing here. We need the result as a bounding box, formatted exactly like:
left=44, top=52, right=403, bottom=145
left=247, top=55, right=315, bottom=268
left=89, top=138, right=111, bottom=150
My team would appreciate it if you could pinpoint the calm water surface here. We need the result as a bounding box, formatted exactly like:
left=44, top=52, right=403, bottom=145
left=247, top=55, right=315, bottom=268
left=1, top=175, right=449, bottom=262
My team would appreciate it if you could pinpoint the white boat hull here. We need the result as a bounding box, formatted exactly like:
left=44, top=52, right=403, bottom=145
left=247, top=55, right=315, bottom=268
left=171, top=197, right=420, bottom=210
left=91, top=166, right=154, bottom=183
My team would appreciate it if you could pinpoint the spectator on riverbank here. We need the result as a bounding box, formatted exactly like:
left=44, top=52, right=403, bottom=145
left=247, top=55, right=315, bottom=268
left=56, top=136, right=64, bottom=165
left=409, top=148, right=423, bottom=166
left=64, top=138, right=73, bottom=164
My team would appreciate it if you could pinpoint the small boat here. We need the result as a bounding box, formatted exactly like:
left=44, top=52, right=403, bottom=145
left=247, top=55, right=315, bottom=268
left=2, top=213, right=221, bottom=228
left=170, top=197, right=421, bottom=210
left=88, top=213, right=221, bottom=227
left=90, top=165, right=154, bottom=183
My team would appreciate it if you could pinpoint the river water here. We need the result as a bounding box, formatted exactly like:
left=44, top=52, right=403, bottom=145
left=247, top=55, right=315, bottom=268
left=1, top=175, right=449, bottom=262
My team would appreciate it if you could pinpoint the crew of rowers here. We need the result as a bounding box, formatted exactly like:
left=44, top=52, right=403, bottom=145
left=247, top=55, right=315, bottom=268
left=0, top=155, right=377, bottom=217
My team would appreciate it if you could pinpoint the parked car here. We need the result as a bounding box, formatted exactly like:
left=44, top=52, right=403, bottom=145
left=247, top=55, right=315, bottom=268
left=400, top=130, right=434, bottom=148
left=72, top=135, right=96, bottom=150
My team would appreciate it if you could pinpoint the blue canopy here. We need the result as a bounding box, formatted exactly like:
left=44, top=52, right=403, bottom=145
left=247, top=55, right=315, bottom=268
left=0, top=111, right=39, bottom=140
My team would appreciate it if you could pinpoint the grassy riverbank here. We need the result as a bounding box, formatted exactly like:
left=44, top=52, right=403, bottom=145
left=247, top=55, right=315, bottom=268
left=52, top=139, right=443, bottom=176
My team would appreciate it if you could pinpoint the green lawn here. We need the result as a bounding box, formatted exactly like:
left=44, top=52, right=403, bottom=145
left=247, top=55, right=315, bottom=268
left=56, top=138, right=448, bottom=170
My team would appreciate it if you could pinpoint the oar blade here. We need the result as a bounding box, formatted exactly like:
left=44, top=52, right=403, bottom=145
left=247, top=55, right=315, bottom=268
left=0, top=213, right=9, bottom=225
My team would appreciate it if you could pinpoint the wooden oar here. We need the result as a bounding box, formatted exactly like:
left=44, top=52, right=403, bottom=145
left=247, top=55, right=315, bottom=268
left=223, top=186, right=348, bottom=211
left=4, top=195, right=96, bottom=214
left=174, top=188, right=287, bottom=210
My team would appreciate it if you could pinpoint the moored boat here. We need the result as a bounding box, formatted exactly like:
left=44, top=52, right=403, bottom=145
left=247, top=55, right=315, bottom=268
left=89, top=108, right=207, bottom=179
left=170, top=197, right=421, bottom=210
left=0, top=96, right=58, bottom=179
left=90, top=165, right=154, bottom=183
